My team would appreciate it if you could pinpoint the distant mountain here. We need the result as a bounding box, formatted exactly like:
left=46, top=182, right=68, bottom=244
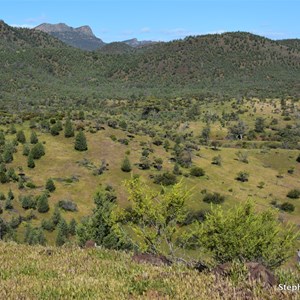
left=34, top=23, right=105, bottom=51
left=122, top=38, right=157, bottom=48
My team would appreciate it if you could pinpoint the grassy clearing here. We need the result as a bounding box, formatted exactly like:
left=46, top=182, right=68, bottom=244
left=1, top=117, right=300, bottom=245
left=0, top=241, right=297, bottom=300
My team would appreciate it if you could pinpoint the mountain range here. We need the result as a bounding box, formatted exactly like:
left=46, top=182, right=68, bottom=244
left=0, top=20, right=299, bottom=107
left=34, top=23, right=156, bottom=51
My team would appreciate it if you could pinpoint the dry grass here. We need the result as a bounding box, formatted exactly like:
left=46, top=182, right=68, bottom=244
left=0, top=241, right=297, bottom=300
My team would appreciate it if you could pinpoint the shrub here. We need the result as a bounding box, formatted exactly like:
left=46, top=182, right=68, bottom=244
left=153, top=172, right=177, bottom=186
left=20, top=195, right=36, bottom=210
left=203, top=192, right=225, bottom=204
left=190, top=166, right=205, bottom=177
left=287, top=189, right=300, bottom=199
left=16, top=130, right=26, bottom=144
left=27, top=152, right=35, bottom=168
left=188, top=201, right=300, bottom=268
left=58, top=200, right=78, bottom=212
left=212, top=155, right=222, bottom=166
left=236, top=171, right=249, bottom=182
left=297, top=154, right=300, bottom=163
left=280, top=202, right=295, bottom=212
left=30, top=131, right=38, bottom=144
left=41, top=219, right=56, bottom=231
left=50, top=124, right=60, bottom=136
left=64, top=118, right=74, bottom=138
left=121, top=156, right=132, bottom=172
left=22, top=144, right=30, bottom=156
left=45, top=178, right=56, bottom=192
left=181, top=210, right=207, bottom=226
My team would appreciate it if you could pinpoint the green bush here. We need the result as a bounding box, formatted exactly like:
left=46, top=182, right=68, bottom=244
left=121, top=156, right=132, bottom=172
left=153, top=172, right=177, bottom=186
left=31, top=143, right=45, bottom=159
left=236, top=171, right=249, bottom=182
left=280, top=202, right=295, bottom=212
left=203, top=192, right=225, bottom=204
left=45, top=178, right=56, bottom=192
left=188, top=201, right=300, bottom=268
left=190, top=166, right=205, bottom=177
left=287, top=189, right=300, bottom=199
left=74, top=131, right=88, bottom=151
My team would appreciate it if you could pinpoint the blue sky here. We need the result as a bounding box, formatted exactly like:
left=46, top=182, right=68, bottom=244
left=1, top=0, right=299, bottom=42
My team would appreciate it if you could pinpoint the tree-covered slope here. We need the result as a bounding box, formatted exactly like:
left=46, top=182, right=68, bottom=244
left=1, top=21, right=300, bottom=103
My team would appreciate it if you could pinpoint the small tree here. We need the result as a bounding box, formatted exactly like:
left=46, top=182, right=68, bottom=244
left=121, top=156, right=132, bottom=172
left=0, top=131, right=5, bottom=146
left=30, top=131, right=38, bottom=144
left=74, top=130, right=88, bottom=151
left=69, top=218, right=77, bottom=236
left=31, top=143, right=45, bottom=159
left=52, top=206, right=61, bottom=226
left=255, top=117, right=265, bottom=133
left=22, top=144, right=30, bottom=156
left=45, top=178, right=56, bottom=192
left=173, top=163, right=182, bottom=175
left=114, top=177, right=189, bottom=257
left=27, top=152, right=35, bottom=169
left=16, top=130, right=26, bottom=144
left=50, top=124, right=60, bottom=136
left=9, top=124, right=16, bottom=134
left=56, top=227, right=66, bottom=246
left=201, top=126, right=210, bottom=144
left=187, top=201, right=299, bottom=268
left=37, top=194, right=49, bottom=213
left=3, top=147, right=13, bottom=163
left=64, top=118, right=74, bottom=138
left=7, top=189, right=14, bottom=200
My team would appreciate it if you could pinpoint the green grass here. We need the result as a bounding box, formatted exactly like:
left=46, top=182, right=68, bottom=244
left=1, top=112, right=299, bottom=245
left=0, top=241, right=297, bottom=299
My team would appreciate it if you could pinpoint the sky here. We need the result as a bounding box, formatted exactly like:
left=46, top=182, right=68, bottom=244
left=1, top=0, right=299, bottom=42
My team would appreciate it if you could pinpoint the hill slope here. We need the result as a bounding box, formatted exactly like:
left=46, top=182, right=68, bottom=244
left=0, top=21, right=299, bottom=103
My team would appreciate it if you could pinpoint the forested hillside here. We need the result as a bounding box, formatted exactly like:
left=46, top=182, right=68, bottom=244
left=0, top=21, right=299, bottom=109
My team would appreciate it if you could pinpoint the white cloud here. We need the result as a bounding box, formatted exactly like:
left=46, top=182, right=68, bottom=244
left=120, top=30, right=134, bottom=36
left=25, top=14, right=47, bottom=24
left=140, top=27, right=151, bottom=33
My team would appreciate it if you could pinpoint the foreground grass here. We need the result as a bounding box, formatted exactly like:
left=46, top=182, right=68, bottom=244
left=0, top=242, right=297, bottom=299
